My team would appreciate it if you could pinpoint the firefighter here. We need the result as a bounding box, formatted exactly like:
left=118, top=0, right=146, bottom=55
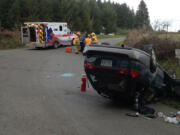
left=90, top=32, right=98, bottom=44
left=84, top=35, right=91, bottom=46
left=80, top=32, right=87, bottom=52
left=73, top=32, right=80, bottom=54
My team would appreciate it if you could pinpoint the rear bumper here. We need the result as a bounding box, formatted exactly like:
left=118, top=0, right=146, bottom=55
left=85, top=69, right=132, bottom=92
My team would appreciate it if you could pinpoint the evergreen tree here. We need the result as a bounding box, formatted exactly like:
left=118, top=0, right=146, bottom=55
left=135, top=0, right=150, bottom=28
left=89, top=0, right=102, bottom=33
left=0, top=0, right=138, bottom=32
left=97, top=0, right=103, bottom=9
left=115, top=3, right=135, bottom=29
left=77, top=0, right=92, bottom=32
left=0, top=0, right=14, bottom=29
left=23, top=0, right=40, bottom=22
left=61, top=0, right=73, bottom=21
left=7, top=0, right=21, bottom=29
left=102, top=2, right=117, bottom=34
left=38, top=0, right=53, bottom=21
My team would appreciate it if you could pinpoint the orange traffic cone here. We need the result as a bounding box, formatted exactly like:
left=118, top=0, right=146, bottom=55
left=65, top=47, right=72, bottom=53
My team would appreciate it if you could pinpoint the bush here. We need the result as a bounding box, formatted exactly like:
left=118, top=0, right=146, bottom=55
left=124, top=27, right=180, bottom=60
left=116, top=28, right=129, bottom=35
left=0, top=30, right=23, bottom=49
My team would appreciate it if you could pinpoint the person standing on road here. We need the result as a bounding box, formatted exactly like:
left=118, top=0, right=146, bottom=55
left=90, top=32, right=98, bottom=44
left=73, top=32, right=80, bottom=54
left=84, top=35, right=91, bottom=46
left=80, top=32, right=88, bottom=52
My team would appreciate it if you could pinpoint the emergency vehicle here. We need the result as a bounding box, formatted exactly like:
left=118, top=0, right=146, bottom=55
left=21, top=22, right=74, bottom=48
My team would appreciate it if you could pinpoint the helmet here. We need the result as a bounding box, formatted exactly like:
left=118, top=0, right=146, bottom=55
left=91, top=32, right=96, bottom=36
left=77, top=32, right=80, bottom=35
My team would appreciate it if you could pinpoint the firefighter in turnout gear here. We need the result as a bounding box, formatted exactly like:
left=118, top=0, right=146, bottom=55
left=73, top=32, right=80, bottom=54
left=84, top=35, right=91, bottom=46
left=90, top=32, right=98, bottom=44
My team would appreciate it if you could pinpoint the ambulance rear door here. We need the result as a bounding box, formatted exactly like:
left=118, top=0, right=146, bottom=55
left=21, top=27, right=30, bottom=44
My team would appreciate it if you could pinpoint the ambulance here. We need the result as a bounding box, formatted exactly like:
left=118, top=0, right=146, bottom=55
left=21, top=22, right=75, bottom=48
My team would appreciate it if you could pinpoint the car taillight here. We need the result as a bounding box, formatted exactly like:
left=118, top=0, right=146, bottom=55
left=118, top=67, right=129, bottom=75
left=118, top=67, right=139, bottom=78
left=84, top=63, right=94, bottom=70
left=130, top=69, right=139, bottom=78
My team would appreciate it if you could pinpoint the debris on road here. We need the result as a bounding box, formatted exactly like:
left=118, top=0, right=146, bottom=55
left=126, top=112, right=139, bottom=117
left=164, top=117, right=179, bottom=124
left=158, top=111, right=180, bottom=124
left=143, top=116, right=153, bottom=120
left=60, top=73, right=74, bottom=77
left=125, top=111, right=156, bottom=120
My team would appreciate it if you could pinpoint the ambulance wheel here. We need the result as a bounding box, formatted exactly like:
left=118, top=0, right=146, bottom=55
left=53, top=42, right=58, bottom=49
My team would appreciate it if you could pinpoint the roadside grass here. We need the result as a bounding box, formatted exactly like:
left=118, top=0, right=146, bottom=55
left=97, top=34, right=126, bottom=39
left=116, top=28, right=129, bottom=35
left=118, top=29, right=180, bottom=109
left=159, top=59, right=180, bottom=78
left=158, top=32, right=180, bottom=42
left=116, top=40, right=124, bottom=46
left=159, top=59, right=180, bottom=109
left=0, top=30, right=24, bottom=50
left=157, top=59, right=180, bottom=109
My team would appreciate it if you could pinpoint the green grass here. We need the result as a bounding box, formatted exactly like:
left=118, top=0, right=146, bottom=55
left=159, top=59, right=180, bottom=109
left=158, top=32, right=180, bottom=42
left=116, top=28, right=129, bottom=35
left=159, top=59, right=180, bottom=78
left=97, top=34, right=126, bottom=39
left=115, top=40, right=124, bottom=46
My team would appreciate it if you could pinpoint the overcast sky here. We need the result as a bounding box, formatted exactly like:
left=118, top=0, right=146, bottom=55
left=109, top=0, right=180, bottom=31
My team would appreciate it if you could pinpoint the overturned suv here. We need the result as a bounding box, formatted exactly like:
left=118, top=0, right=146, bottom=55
left=83, top=44, right=180, bottom=106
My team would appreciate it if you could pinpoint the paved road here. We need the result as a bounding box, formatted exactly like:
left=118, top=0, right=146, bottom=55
left=99, top=37, right=125, bottom=45
left=0, top=38, right=180, bottom=135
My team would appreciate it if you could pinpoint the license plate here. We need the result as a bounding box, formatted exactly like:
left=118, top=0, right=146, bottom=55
left=101, top=59, right=112, bottom=67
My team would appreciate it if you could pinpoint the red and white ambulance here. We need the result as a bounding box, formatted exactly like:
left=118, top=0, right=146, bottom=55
left=21, top=22, right=75, bottom=48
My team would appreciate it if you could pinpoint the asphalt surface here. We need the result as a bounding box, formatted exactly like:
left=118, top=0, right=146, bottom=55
left=99, top=37, right=125, bottom=45
left=0, top=38, right=180, bottom=135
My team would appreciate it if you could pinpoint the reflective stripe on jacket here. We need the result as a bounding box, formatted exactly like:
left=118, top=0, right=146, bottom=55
left=73, top=35, right=80, bottom=45
left=85, top=37, right=91, bottom=45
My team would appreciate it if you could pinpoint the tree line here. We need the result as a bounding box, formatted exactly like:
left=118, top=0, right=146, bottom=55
left=0, top=0, right=150, bottom=33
